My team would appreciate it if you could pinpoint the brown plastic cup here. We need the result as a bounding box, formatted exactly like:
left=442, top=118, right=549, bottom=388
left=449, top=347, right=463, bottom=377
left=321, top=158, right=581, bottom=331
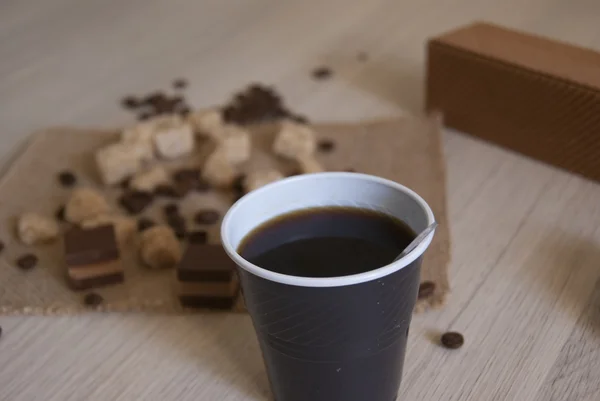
left=222, top=172, right=436, bottom=401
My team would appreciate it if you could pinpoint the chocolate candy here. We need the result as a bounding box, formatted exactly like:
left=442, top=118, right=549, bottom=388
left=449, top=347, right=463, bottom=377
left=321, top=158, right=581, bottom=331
left=177, top=244, right=239, bottom=309
left=418, top=281, right=436, bottom=299
left=441, top=332, right=464, bottom=349
left=58, top=170, right=77, bottom=187
left=119, top=190, right=154, bottom=215
left=64, top=225, right=119, bottom=266
left=64, top=225, right=124, bottom=290
left=194, top=209, right=220, bottom=225
left=177, top=244, right=236, bottom=282
left=16, top=254, right=38, bottom=270
left=83, top=292, right=104, bottom=307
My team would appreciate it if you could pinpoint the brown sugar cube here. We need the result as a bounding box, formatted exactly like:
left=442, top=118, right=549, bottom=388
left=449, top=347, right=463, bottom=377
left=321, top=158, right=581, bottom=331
left=215, top=125, right=251, bottom=165
left=187, top=108, right=224, bottom=139
left=139, top=225, right=182, bottom=269
left=95, top=142, right=145, bottom=186
left=80, top=214, right=137, bottom=246
left=297, top=157, right=324, bottom=174
left=129, top=165, right=169, bottom=192
left=272, top=120, right=316, bottom=160
left=243, top=170, right=284, bottom=193
left=65, top=188, right=111, bottom=224
left=202, top=149, right=238, bottom=188
left=17, top=212, right=60, bottom=245
left=64, top=225, right=124, bottom=290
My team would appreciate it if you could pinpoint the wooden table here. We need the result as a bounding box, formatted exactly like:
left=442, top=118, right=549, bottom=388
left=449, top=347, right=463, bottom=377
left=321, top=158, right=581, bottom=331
left=1, top=1, right=600, bottom=400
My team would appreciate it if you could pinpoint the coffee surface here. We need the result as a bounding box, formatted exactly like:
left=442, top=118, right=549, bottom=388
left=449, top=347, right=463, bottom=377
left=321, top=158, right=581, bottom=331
left=238, top=207, right=416, bottom=278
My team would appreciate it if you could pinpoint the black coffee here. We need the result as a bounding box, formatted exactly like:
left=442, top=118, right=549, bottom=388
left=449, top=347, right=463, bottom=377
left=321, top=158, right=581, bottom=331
left=238, top=207, right=416, bottom=278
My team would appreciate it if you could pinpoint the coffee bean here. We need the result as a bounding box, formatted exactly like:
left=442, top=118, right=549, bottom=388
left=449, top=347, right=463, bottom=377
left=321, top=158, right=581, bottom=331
left=174, top=228, right=187, bottom=240
left=138, top=112, right=152, bottom=121
left=0, top=240, right=4, bottom=253
left=178, top=106, right=191, bottom=117
left=163, top=203, right=179, bottom=216
left=188, top=230, right=208, bottom=244
left=83, top=292, right=103, bottom=307
left=154, top=184, right=179, bottom=198
left=55, top=205, right=65, bottom=221
left=119, top=177, right=131, bottom=190
left=119, top=191, right=154, bottom=215
left=440, top=332, right=464, bottom=349
left=173, top=78, right=188, bottom=89
left=167, top=214, right=186, bottom=231
left=121, top=96, right=139, bottom=109
left=418, top=281, right=435, bottom=299
left=311, top=66, right=333, bottom=80
left=194, top=209, right=220, bottom=225
left=137, top=217, right=155, bottom=232
left=317, top=139, right=335, bottom=153
left=16, top=254, right=38, bottom=270
left=58, top=171, right=77, bottom=187
left=232, top=174, right=246, bottom=193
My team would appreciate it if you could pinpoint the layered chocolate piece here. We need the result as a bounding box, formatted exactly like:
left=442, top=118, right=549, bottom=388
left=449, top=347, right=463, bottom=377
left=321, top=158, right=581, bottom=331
left=64, top=225, right=124, bottom=290
left=177, top=244, right=239, bottom=309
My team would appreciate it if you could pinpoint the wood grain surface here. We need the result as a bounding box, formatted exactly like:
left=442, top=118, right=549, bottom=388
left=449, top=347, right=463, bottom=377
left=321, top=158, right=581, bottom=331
left=1, top=1, right=600, bottom=400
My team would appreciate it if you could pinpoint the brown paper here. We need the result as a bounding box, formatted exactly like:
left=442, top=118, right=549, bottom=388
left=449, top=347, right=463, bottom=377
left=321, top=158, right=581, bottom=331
left=0, top=116, right=450, bottom=315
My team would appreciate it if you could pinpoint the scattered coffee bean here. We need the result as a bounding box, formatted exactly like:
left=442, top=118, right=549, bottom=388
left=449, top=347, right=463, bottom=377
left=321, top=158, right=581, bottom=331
left=138, top=112, right=152, bottom=121
left=58, top=170, right=77, bottom=187
left=440, top=332, right=464, bottom=349
left=154, top=184, right=179, bottom=198
left=188, top=230, right=208, bottom=244
left=418, top=281, right=436, bottom=299
left=312, top=66, right=333, bottom=80
left=119, top=191, right=154, bottom=215
left=232, top=174, right=246, bottom=193
left=55, top=205, right=66, bottom=221
left=164, top=203, right=179, bottom=217
left=167, top=214, right=186, bottom=230
left=83, top=292, right=104, bottom=307
left=173, top=78, right=188, bottom=89
left=0, top=240, right=4, bottom=253
left=137, top=217, right=155, bottom=232
left=317, top=139, right=335, bottom=153
left=194, top=209, right=220, bottom=225
left=16, top=254, right=38, bottom=270
left=119, top=177, right=131, bottom=190
left=174, top=228, right=187, bottom=240
left=121, top=96, right=139, bottom=109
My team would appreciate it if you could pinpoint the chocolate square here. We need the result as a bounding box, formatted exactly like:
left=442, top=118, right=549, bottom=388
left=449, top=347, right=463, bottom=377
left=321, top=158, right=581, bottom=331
left=64, top=225, right=119, bottom=267
left=177, top=244, right=236, bottom=282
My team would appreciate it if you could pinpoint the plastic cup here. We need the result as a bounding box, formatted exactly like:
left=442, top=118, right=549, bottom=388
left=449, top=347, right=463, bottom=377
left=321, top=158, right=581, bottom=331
left=221, top=172, right=436, bottom=401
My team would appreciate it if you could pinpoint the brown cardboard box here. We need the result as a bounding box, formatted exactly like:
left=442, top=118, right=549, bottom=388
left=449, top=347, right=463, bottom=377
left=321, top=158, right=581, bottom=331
left=426, top=22, right=600, bottom=182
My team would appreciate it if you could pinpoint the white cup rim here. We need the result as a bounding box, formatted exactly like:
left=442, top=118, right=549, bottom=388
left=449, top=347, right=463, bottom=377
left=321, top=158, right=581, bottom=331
left=221, top=172, right=436, bottom=288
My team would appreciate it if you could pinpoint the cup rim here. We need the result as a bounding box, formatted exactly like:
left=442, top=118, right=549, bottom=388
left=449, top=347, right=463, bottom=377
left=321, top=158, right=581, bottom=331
left=221, top=172, right=436, bottom=288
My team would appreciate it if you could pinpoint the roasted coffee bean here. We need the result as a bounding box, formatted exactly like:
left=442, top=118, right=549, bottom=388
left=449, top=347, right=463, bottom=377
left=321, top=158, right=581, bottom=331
left=174, top=228, right=187, bottom=240
left=418, top=281, right=436, bottom=299
left=119, top=177, right=131, bottom=190
left=173, top=78, right=188, bottom=89
left=312, top=66, right=333, bottom=80
left=55, top=205, right=66, bottom=221
left=58, top=171, right=77, bottom=187
left=143, top=92, right=167, bottom=107
left=121, top=96, right=139, bottom=109
left=16, top=254, right=38, bottom=270
left=440, top=332, right=464, bottom=349
left=167, top=214, right=186, bottom=230
left=232, top=174, right=246, bottom=193
left=119, top=191, right=154, bottom=215
left=154, top=184, right=179, bottom=198
left=317, top=139, right=335, bottom=153
left=0, top=240, right=4, bottom=253
left=83, top=292, right=104, bottom=307
left=178, top=106, right=191, bottom=116
left=164, top=203, right=179, bottom=216
left=137, top=217, right=155, bottom=232
left=138, top=112, right=153, bottom=121
left=188, top=230, right=208, bottom=244
left=194, top=209, right=220, bottom=225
